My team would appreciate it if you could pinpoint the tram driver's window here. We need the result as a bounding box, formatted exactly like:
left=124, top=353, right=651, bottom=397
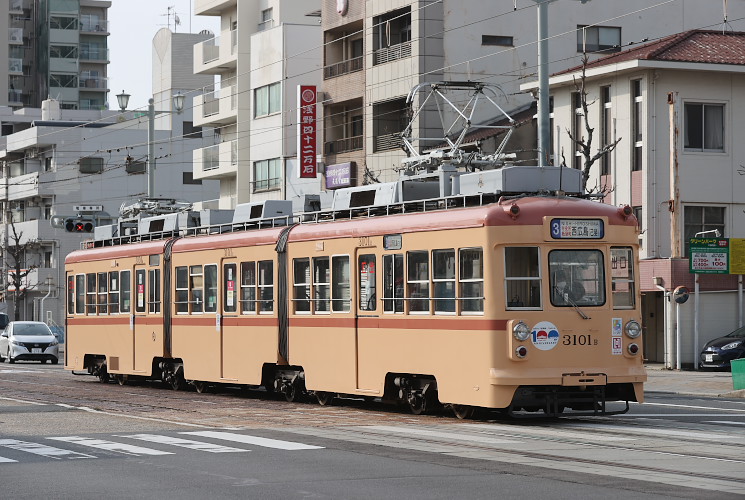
left=505, top=247, right=541, bottom=309
left=611, top=247, right=635, bottom=309
left=359, top=254, right=376, bottom=311
left=549, top=250, right=606, bottom=307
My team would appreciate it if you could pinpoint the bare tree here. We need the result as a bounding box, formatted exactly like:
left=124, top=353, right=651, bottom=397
left=566, top=54, right=622, bottom=192
left=2, top=220, right=38, bottom=321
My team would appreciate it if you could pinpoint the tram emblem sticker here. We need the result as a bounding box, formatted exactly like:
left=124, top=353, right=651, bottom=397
left=531, top=321, right=560, bottom=351
left=612, top=318, right=622, bottom=355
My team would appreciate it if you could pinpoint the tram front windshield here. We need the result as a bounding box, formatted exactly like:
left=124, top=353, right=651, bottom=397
left=549, top=250, right=605, bottom=307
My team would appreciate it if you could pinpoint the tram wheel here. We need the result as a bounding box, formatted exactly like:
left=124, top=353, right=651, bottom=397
left=194, top=381, right=208, bottom=394
left=283, top=383, right=298, bottom=402
left=408, top=395, right=426, bottom=415
left=316, top=391, right=334, bottom=406
left=116, top=375, right=127, bottom=386
left=170, top=374, right=185, bottom=391
left=451, top=405, right=475, bottom=420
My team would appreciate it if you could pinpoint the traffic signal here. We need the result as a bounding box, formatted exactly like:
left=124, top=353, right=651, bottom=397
left=64, top=218, right=95, bottom=233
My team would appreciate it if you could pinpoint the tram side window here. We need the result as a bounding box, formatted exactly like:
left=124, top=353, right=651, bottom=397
left=549, top=250, right=606, bottom=307
left=611, top=247, right=635, bottom=309
left=148, top=269, right=161, bottom=313
left=135, top=269, right=146, bottom=313
left=240, top=261, right=256, bottom=314
left=359, top=254, right=376, bottom=311
left=460, top=248, right=484, bottom=313
left=67, top=276, right=75, bottom=315
left=293, top=258, right=311, bottom=313
left=313, top=257, right=330, bottom=312
left=175, top=266, right=189, bottom=314
left=190, top=266, right=204, bottom=313
left=407, top=251, right=430, bottom=313
left=505, top=247, right=541, bottom=309
left=109, top=272, right=119, bottom=314
left=204, top=265, right=218, bottom=313
left=120, top=270, right=131, bottom=313
left=433, top=249, right=456, bottom=314
left=383, top=254, right=404, bottom=313
left=258, top=260, right=274, bottom=313
left=97, top=272, right=108, bottom=315
left=76, top=275, right=85, bottom=314
left=86, top=273, right=97, bottom=314
left=223, top=263, right=237, bottom=313
left=332, top=256, right=350, bottom=312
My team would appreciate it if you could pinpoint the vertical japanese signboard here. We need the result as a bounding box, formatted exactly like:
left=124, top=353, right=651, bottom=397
left=297, top=85, right=317, bottom=178
left=689, top=238, right=729, bottom=274
left=731, top=238, right=745, bottom=275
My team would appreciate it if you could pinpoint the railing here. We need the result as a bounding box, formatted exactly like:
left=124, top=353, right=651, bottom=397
left=80, top=17, right=109, bottom=33
left=202, top=91, right=219, bottom=117
left=80, top=76, right=108, bottom=90
left=80, top=48, right=109, bottom=61
left=202, top=144, right=220, bottom=171
left=202, top=36, right=219, bottom=63
left=373, top=41, right=411, bottom=65
left=374, top=133, right=403, bottom=152
left=231, top=29, right=237, bottom=55
left=8, top=89, right=22, bottom=103
left=325, top=135, right=363, bottom=155
left=257, top=19, right=274, bottom=32
left=323, top=56, right=363, bottom=79
left=231, top=140, right=238, bottom=165
left=9, top=58, right=22, bottom=73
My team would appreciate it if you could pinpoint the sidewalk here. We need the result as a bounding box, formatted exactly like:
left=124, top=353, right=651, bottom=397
left=644, top=363, right=745, bottom=398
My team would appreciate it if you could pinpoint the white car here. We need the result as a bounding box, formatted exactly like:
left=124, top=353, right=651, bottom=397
left=0, top=321, right=59, bottom=364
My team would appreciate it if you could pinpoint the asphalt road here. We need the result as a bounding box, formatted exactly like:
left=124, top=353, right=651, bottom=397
left=1, top=363, right=744, bottom=500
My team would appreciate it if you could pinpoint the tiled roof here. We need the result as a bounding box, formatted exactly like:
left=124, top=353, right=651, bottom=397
left=556, top=30, right=745, bottom=75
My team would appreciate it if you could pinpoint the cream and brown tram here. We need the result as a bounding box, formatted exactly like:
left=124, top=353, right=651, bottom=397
left=65, top=185, right=645, bottom=418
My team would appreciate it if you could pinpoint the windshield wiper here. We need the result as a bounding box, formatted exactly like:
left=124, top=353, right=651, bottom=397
left=554, top=286, right=590, bottom=320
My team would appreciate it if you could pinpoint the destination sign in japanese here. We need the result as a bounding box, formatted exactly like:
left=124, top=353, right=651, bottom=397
left=689, top=238, right=729, bottom=274
left=550, top=219, right=604, bottom=239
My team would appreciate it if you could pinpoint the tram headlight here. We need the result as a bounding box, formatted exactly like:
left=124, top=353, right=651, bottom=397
left=624, top=320, right=641, bottom=339
left=513, top=321, right=531, bottom=341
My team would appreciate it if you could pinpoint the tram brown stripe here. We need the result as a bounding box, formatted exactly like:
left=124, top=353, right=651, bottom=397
left=290, top=317, right=508, bottom=331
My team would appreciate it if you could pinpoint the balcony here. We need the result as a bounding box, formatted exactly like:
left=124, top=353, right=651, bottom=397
left=8, top=89, right=22, bottom=106
left=373, top=41, right=412, bottom=65
left=80, top=47, right=109, bottom=62
left=193, top=140, right=238, bottom=181
left=324, top=56, right=363, bottom=80
left=79, top=76, right=108, bottom=91
left=80, top=17, right=109, bottom=34
left=194, top=34, right=236, bottom=74
left=374, top=133, right=404, bottom=152
left=324, top=136, right=363, bottom=155
left=9, top=58, right=23, bottom=74
left=8, top=172, right=40, bottom=200
left=5, top=220, right=55, bottom=248
left=193, top=80, right=237, bottom=127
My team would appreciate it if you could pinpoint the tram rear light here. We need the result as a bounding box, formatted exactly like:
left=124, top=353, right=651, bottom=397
left=628, top=343, right=639, bottom=355
left=515, top=346, right=528, bottom=358
left=513, top=321, right=531, bottom=341
left=624, top=320, right=641, bottom=338
left=618, top=205, right=633, bottom=219
left=509, top=204, right=520, bottom=218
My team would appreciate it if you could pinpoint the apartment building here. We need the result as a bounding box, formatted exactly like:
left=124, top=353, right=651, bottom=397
left=192, top=0, right=322, bottom=209
left=530, top=30, right=745, bottom=365
left=320, top=0, right=745, bottom=190
left=1, top=0, right=111, bottom=110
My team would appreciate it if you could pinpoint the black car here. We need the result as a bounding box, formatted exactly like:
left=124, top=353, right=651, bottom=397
left=700, top=325, right=745, bottom=369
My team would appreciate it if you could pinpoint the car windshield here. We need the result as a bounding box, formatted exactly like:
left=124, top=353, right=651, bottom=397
left=13, top=324, right=52, bottom=336
left=726, top=326, right=745, bottom=339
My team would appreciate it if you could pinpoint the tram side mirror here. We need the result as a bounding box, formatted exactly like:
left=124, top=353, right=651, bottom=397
left=673, top=286, right=689, bottom=304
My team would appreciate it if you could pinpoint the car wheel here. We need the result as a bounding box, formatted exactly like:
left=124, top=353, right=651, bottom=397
left=41, top=359, right=46, bottom=364
left=51, top=358, right=59, bottom=365
left=8, top=350, right=14, bottom=364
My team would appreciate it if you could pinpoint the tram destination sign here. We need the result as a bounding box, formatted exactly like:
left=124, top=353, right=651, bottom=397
left=550, top=219, right=604, bottom=239
left=689, top=238, right=729, bottom=274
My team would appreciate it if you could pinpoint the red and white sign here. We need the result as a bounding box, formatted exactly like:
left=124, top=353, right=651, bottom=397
left=297, top=85, right=317, bottom=178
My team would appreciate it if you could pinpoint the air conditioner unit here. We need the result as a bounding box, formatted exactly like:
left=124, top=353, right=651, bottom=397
left=9, top=62, right=21, bottom=73
left=9, top=33, right=20, bottom=42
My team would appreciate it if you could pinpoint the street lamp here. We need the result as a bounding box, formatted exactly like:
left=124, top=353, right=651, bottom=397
left=116, top=90, right=185, bottom=198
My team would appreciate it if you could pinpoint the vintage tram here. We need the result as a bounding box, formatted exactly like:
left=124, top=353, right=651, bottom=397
left=64, top=166, right=646, bottom=417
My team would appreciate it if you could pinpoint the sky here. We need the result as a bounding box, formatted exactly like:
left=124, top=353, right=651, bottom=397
left=108, top=0, right=219, bottom=111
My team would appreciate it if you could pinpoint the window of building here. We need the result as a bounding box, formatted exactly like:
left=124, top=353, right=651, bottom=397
left=50, top=16, right=78, bottom=30
left=632, top=80, right=643, bottom=171
left=407, top=251, right=429, bottom=313
left=505, top=247, right=541, bottom=309
left=50, top=74, right=77, bottom=88
left=182, top=172, right=202, bottom=185
left=684, top=103, right=724, bottom=152
left=482, top=35, right=513, bottom=46
left=684, top=206, right=725, bottom=256
left=43, top=250, right=52, bottom=268
left=600, top=85, right=612, bottom=176
left=240, top=261, right=257, bottom=314
left=183, top=121, right=202, bottom=139
left=611, top=247, right=635, bottom=309
left=460, top=248, right=484, bottom=314
left=549, top=250, right=605, bottom=307
left=633, top=206, right=643, bottom=234
left=432, top=249, right=456, bottom=314
left=259, top=7, right=273, bottom=30
left=253, top=158, right=281, bottom=191
left=50, top=45, right=77, bottom=59
left=254, top=82, right=281, bottom=117
left=373, top=7, right=412, bottom=64
left=577, top=25, right=621, bottom=53
left=358, top=255, right=376, bottom=311
left=80, top=157, right=104, bottom=174
left=572, top=92, right=583, bottom=170
left=373, top=98, right=407, bottom=152
left=383, top=254, right=404, bottom=313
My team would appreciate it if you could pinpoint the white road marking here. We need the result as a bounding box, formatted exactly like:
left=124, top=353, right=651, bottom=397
left=0, top=439, right=95, bottom=460
left=48, top=436, right=173, bottom=456
left=632, top=401, right=745, bottom=412
left=367, top=426, right=520, bottom=444
left=0, top=369, right=39, bottom=374
left=120, top=434, right=248, bottom=453
left=565, top=423, right=745, bottom=442
left=0, top=456, right=17, bottom=463
left=181, top=431, right=324, bottom=450
left=0, top=396, right=48, bottom=405
left=618, top=413, right=745, bottom=417
left=704, top=421, right=745, bottom=426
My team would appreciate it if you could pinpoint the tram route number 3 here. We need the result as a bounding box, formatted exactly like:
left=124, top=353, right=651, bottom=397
left=562, top=334, right=597, bottom=346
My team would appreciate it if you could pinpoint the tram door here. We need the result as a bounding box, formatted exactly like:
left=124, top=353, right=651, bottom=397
left=131, top=266, right=149, bottom=373
left=356, top=251, right=379, bottom=391
left=220, top=259, right=239, bottom=380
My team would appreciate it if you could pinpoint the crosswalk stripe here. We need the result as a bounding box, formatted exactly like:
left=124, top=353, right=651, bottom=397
left=0, top=455, right=17, bottom=463
left=181, top=431, right=324, bottom=450
left=0, top=439, right=95, bottom=460
left=48, top=436, right=173, bottom=456
left=119, top=434, right=248, bottom=453
left=704, top=420, right=745, bottom=426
